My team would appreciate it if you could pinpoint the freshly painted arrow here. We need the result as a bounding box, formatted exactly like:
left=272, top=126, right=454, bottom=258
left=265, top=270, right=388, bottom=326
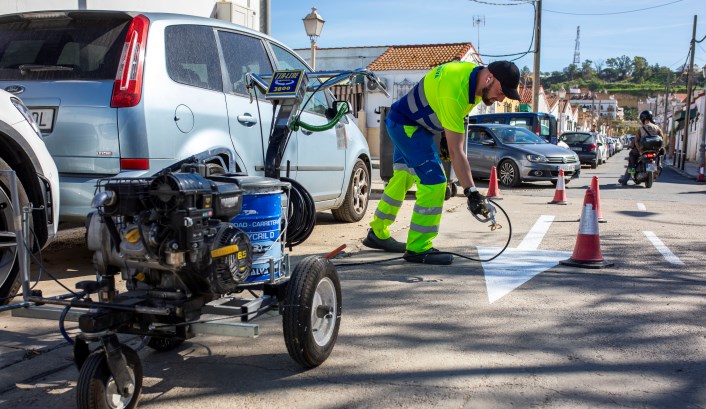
left=478, top=215, right=571, bottom=304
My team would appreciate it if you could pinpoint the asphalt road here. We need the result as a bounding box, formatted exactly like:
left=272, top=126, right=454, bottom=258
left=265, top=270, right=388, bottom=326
left=1, top=150, right=705, bottom=408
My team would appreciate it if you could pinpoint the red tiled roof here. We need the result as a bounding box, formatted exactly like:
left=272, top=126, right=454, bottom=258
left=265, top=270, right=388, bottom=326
left=367, top=43, right=474, bottom=71
left=518, top=85, right=533, bottom=105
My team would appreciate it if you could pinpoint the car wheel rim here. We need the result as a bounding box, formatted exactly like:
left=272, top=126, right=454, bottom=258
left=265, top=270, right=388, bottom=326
left=310, top=277, right=337, bottom=347
left=499, top=163, right=515, bottom=186
left=351, top=167, right=368, bottom=215
left=0, top=188, right=18, bottom=288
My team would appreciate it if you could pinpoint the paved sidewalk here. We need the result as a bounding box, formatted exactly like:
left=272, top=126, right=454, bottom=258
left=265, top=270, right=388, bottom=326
left=664, top=156, right=701, bottom=180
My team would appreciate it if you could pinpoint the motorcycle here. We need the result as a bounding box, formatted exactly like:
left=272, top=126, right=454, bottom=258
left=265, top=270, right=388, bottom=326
left=627, top=149, right=662, bottom=188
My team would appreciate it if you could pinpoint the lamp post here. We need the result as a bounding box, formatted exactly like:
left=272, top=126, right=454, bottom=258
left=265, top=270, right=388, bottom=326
left=558, top=87, right=566, bottom=133
left=302, top=7, right=325, bottom=71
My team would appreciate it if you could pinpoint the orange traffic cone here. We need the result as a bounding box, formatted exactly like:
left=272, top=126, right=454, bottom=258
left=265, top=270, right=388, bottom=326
left=697, top=163, right=705, bottom=182
left=560, top=189, right=614, bottom=269
left=486, top=166, right=502, bottom=199
left=590, top=176, right=606, bottom=223
left=548, top=169, right=568, bottom=205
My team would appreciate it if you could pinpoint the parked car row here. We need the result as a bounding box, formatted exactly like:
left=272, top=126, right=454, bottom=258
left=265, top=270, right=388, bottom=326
left=0, top=10, right=373, bottom=225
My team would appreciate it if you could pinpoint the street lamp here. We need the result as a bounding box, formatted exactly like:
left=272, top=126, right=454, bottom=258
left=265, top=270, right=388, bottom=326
left=302, top=7, right=325, bottom=70
left=558, top=87, right=567, bottom=133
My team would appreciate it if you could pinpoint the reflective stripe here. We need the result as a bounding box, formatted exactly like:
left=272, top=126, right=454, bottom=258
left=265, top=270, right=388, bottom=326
left=413, top=204, right=443, bottom=216
left=406, top=90, right=418, bottom=113
left=428, top=114, right=443, bottom=129
left=374, top=209, right=396, bottom=221
left=393, top=163, right=417, bottom=176
left=410, top=222, right=439, bottom=234
left=381, top=193, right=403, bottom=207
left=417, top=77, right=428, bottom=107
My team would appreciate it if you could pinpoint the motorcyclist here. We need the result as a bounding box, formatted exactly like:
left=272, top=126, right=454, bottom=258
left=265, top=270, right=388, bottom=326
left=620, top=110, right=663, bottom=186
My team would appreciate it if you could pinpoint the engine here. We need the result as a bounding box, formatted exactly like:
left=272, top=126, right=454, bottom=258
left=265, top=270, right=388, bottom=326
left=87, top=165, right=254, bottom=296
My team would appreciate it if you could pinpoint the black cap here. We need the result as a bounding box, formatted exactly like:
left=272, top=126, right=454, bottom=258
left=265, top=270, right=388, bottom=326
left=488, top=61, right=521, bottom=101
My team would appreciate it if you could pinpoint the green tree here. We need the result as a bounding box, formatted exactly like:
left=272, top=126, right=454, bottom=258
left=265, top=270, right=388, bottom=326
left=564, top=64, right=578, bottom=81
left=581, top=59, right=594, bottom=80
left=632, top=56, right=651, bottom=83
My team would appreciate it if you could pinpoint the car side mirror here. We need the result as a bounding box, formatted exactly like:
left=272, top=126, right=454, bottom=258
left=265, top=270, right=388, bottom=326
left=325, top=100, right=350, bottom=120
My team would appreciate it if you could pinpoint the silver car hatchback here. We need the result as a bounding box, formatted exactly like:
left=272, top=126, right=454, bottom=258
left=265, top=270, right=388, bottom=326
left=0, top=11, right=371, bottom=224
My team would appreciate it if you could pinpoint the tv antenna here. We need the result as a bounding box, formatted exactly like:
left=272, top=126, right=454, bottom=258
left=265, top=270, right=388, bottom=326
left=573, top=26, right=581, bottom=65
left=473, top=15, right=485, bottom=53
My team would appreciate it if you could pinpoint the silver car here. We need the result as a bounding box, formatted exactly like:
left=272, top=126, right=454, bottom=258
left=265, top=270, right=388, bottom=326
left=466, top=124, right=580, bottom=186
left=0, top=11, right=371, bottom=224
left=0, top=89, right=60, bottom=304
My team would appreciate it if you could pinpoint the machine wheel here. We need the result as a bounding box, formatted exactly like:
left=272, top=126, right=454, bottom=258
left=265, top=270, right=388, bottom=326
left=0, top=158, right=31, bottom=306
left=498, top=160, right=520, bottom=187
left=645, top=172, right=654, bottom=188
left=283, top=255, right=342, bottom=368
left=146, top=336, right=184, bottom=352
left=76, top=345, right=142, bottom=409
left=332, top=159, right=370, bottom=223
left=590, top=161, right=597, bottom=169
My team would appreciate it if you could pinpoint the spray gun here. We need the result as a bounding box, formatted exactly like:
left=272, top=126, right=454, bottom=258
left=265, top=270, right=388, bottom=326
left=470, top=198, right=502, bottom=231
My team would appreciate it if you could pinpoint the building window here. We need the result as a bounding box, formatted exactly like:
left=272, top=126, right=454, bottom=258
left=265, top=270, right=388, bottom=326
left=394, top=79, right=414, bottom=100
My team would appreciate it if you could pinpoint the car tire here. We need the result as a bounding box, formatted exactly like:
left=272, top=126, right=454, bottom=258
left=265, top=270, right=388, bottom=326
left=498, top=160, right=520, bottom=187
left=590, top=161, right=598, bottom=169
left=0, top=158, right=32, bottom=305
left=331, top=159, right=370, bottom=223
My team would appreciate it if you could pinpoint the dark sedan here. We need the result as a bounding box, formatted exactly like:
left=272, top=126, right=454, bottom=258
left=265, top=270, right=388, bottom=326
left=466, top=124, right=581, bottom=187
left=561, top=132, right=601, bottom=169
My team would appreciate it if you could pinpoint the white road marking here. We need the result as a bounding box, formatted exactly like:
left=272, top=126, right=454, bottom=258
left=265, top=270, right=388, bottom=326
left=480, top=215, right=570, bottom=304
left=517, top=215, right=555, bottom=250
left=637, top=203, right=647, bottom=211
left=643, top=231, right=684, bottom=265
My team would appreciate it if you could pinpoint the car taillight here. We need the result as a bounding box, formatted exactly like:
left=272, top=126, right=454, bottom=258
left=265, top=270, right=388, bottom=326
left=589, top=144, right=597, bottom=151
left=120, top=158, right=149, bottom=170
left=535, top=124, right=540, bottom=135
left=645, top=152, right=656, bottom=158
left=111, top=15, right=149, bottom=108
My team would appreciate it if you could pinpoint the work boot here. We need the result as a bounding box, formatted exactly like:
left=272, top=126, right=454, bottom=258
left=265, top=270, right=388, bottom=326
left=403, top=248, right=454, bottom=265
left=362, top=229, right=406, bottom=253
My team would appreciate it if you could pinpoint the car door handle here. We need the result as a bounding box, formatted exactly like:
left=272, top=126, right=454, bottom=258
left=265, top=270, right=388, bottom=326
left=301, top=129, right=313, bottom=135
left=237, top=114, right=258, bottom=126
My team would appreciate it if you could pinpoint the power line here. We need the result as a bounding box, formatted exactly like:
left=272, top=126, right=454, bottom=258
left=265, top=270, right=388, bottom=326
left=544, top=0, right=684, bottom=16
left=469, top=0, right=536, bottom=62
left=468, top=0, right=531, bottom=5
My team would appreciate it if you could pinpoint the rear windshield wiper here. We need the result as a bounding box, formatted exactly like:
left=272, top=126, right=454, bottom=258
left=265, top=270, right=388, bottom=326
left=18, top=64, right=76, bottom=73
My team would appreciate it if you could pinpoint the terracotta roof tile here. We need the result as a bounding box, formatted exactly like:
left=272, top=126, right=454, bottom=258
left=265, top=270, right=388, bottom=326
left=367, top=43, right=475, bottom=71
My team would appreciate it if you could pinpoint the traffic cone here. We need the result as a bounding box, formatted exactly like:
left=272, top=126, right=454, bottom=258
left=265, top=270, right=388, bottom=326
left=560, top=189, right=614, bottom=269
left=698, top=163, right=705, bottom=182
left=590, top=176, right=606, bottom=223
left=486, top=166, right=502, bottom=199
left=548, top=169, right=568, bottom=205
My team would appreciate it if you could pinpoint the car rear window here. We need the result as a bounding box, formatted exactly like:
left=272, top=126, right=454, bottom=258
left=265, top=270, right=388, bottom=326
left=563, top=133, right=594, bottom=144
left=0, top=12, right=130, bottom=80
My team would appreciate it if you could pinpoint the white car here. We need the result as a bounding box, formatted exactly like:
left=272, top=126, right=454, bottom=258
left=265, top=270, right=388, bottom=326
left=596, top=134, right=609, bottom=164
left=0, top=89, right=59, bottom=304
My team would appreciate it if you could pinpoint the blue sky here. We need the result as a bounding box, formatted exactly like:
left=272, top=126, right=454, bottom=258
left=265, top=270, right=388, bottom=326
left=271, top=0, right=706, bottom=73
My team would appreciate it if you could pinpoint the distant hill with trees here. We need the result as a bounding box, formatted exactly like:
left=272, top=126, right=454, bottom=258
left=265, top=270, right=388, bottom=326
left=525, top=55, right=705, bottom=120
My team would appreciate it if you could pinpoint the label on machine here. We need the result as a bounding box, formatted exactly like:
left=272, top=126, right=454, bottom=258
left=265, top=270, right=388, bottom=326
left=266, top=70, right=307, bottom=101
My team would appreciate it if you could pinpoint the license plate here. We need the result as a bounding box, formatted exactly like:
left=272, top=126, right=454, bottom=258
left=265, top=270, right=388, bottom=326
left=570, top=147, right=582, bottom=152
left=646, top=163, right=657, bottom=172
left=560, top=164, right=575, bottom=171
left=29, top=108, right=55, bottom=133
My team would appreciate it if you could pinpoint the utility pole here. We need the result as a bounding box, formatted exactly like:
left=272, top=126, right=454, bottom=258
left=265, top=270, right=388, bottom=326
left=662, top=70, right=671, bottom=140
left=680, top=14, right=697, bottom=171
left=532, top=0, right=542, bottom=112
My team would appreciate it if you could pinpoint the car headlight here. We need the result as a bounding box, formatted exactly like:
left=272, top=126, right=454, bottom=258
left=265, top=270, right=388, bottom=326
left=526, top=154, right=547, bottom=163
left=11, top=97, right=42, bottom=137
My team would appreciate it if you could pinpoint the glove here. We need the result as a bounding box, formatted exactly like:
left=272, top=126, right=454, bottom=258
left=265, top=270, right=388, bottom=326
left=465, top=188, right=490, bottom=216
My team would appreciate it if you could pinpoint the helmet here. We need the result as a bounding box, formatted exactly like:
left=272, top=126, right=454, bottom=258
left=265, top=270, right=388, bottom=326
left=639, top=110, right=653, bottom=123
